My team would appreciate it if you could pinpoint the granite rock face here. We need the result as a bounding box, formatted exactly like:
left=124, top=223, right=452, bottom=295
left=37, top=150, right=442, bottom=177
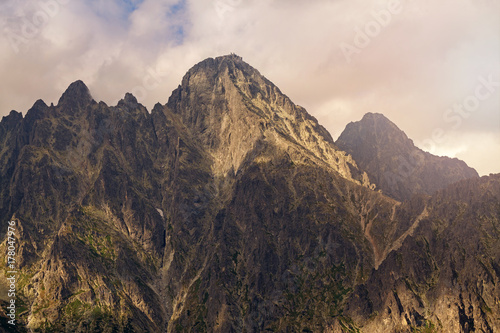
left=336, top=112, right=479, bottom=201
left=0, top=55, right=498, bottom=332
left=167, top=55, right=372, bottom=186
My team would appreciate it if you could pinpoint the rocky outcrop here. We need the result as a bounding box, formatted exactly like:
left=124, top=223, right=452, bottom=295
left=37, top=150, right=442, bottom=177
left=336, top=112, right=479, bottom=201
left=0, top=55, right=497, bottom=332
left=347, top=174, right=500, bottom=332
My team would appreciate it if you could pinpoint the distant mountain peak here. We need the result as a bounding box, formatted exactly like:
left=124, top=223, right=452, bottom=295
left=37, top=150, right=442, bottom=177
left=357, top=112, right=407, bottom=137
left=199, top=53, right=244, bottom=65
left=118, top=92, right=139, bottom=106
left=213, top=53, right=244, bottom=63
left=183, top=54, right=259, bottom=84
left=32, top=99, right=48, bottom=110
left=337, top=112, right=478, bottom=201
left=57, top=80, right=93, bottom=111
left=362, top=112, right=386, bottom=119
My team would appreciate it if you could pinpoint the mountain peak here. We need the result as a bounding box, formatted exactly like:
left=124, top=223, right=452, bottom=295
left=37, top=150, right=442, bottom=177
left=196, top=53, right=244, bottom=67
left=57, top=80, right=93, bottom=111
left=214, top=53, right=244, bottom=63
left=339, top=113, right=410, bottom=156
left=184, top=54, right=259, bottom=82
left=336, top=113, right=478, bottom=200
left=362, top=112, right=388, bottom=121
left=118, top=92, right=139, bottom=106
left=358, top=112, right=404, bottom=134
left=167, top=55, right=371, bottom=187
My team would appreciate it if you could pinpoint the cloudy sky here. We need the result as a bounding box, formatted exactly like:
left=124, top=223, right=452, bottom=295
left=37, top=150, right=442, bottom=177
left=0, top=0, right=499, bottom=175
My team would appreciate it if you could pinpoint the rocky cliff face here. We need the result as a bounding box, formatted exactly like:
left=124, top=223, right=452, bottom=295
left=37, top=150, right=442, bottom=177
left=167, top=55, right=372, bottom=186
left=336, top=112, right=479, bottom=201
left=0, top=55, right=498, bottom=332
left=347, top=174, right=500, bottom=332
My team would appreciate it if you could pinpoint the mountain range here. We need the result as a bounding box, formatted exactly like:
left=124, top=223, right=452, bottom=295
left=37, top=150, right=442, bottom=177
left=0, top=54, right=498, bottom=332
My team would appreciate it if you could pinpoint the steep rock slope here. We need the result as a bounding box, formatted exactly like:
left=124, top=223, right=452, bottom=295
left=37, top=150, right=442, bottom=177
left=336, top=112, right=479, bottom=201
left=347, top=174, right=500, bottom=332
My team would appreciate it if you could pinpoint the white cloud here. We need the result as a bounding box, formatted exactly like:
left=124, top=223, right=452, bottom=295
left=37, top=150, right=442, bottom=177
left=454, top=132, right=500, bottom=176
left=0, top=0, right=498, bottom=174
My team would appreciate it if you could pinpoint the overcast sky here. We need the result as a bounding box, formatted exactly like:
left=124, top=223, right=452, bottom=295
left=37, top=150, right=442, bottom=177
left=0, top=0, right=499, bottom=175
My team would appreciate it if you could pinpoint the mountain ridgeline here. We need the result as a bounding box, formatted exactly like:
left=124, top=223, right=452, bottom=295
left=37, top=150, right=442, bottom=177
left=0, top=54, right=498, bottom=332
left=336, top=112, right=479, bottom=201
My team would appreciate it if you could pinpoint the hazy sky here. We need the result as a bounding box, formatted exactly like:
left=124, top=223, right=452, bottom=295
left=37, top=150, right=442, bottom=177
left=1, top=0, right=499, bottom=175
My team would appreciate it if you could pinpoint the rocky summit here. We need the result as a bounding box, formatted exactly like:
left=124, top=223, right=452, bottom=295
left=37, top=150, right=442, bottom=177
left=0, top=54, right=498, bottom=332
left=336, top=113, right=479, bottom=201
